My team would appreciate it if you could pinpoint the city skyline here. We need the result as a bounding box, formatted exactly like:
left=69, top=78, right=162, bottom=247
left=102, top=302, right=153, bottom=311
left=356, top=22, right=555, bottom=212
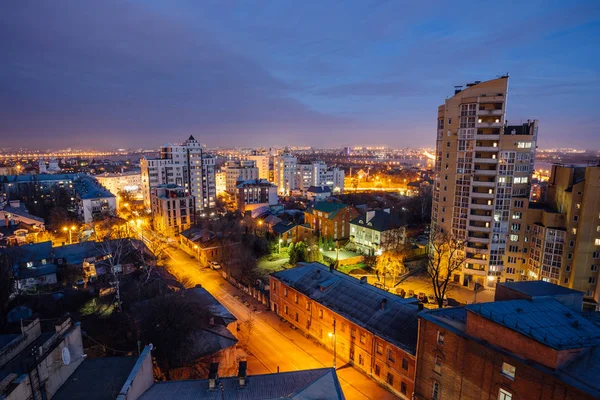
left=1, top=1, right=599, bottom=150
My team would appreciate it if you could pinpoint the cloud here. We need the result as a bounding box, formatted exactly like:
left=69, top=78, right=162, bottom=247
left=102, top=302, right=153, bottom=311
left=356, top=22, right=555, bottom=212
left=315, top=81, right=424, bottom=97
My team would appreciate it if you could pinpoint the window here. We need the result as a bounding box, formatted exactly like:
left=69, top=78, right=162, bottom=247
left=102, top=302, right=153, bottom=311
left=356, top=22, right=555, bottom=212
left=306, top=302, right=311, bottom=311
left=594, top=251, right=600, bottom=259
left=284, top=305, right=289, bottom=315
left=341, top=323, right=346, bottom=333
left=501, top=362, right=515, bottom=379
left=358, top=353, right=363, bottom=365
left=295, top=312, right=298, bottom=322
left=360, top=333, right=366, bottom=344
left=434, top=354, right=442, bottom=373
left=574, top=215, right=579, bottom=222
left=376, top=343, right=383, bottom=354
left=592, top=265, right=599, bottom=272
left=569, top=240, right=574, bottom=247
left=402, top=358, right=409, bottom=370
left=294, top=294, right=298, bottom=304
left=499, top=388, right=513, bottom=400
left=319, top=309, right=323, bottom=318
left=568, top=253, right=573, bottom=260
left=572, top=228, right=577, bottom=235
left=512, top=212, right=522, bottom=220
left=284, top=287, right=288, bottom=297
left=596, top=239, right=600, bottom=246
left=388, top=349, right=395, bottom=363
left=374, top=364, right=380, bottom=376
left=509, top=234, right=519, bottom=242
left=401, top=381, right=407, bottom=395
left=349, top=347, right=355, bottom=361
left=386, top=373, right=394, bottom=386
left=432, top=382, right=440, bottom=400
left=514, top=200, right=524, bottom=208
left=351, top=328, right=356, bottom=339
left=590, top=277, right=597, bottom=284
left=437, top=331, right=444, bottom=345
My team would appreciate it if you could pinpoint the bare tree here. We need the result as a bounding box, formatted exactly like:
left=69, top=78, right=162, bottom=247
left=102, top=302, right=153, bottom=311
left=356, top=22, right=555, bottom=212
left=426, top=229, right=466, bottom=308
left=95, top=238, right=137, bottom=311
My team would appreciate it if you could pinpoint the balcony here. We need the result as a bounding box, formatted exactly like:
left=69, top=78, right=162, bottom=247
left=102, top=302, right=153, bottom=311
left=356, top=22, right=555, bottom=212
left=474, top=145, right=499, bottom=152
left=477, top=121, right=502, bottom=128
left=476, top=134, right=501, bottom=140
left=463, top=265, right=488, bottom=276
left=466, top=245, right=488, bottom=254
left=468, top=214, right=492, bottom=222
left=471, top=192, right=494, bottom=199
left=473, top=169, right=497, bottom=176
left=472, top=180, right=495, bottom=188
left=477, top=109, right=503, bottom=116
left=468, top=225, right=491, bottom=233
left=468, top=236, right=490, bottom=244
left=470, top=203, right=494, bottom=210
left=474, top=157, right=498, bottom=164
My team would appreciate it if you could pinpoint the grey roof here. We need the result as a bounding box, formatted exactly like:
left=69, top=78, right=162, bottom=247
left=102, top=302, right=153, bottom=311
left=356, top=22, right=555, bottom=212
left=74, top=175, right=115, bottom=199
left=53, top=241, right=103, bottom=264
left=350, top=210, right=404, bottom=232
left=467, top=299, right=600, bottom=350
left=1, top=241, right=53, bottom=264
left=1, top=205, right=44, bottom=223
left=498, top=280, right=583, bottom=298
left=272, top=222, right=296, bottom=234
left=307, top=185, right=331, bottom=194
left=53, top=357, right=138, bottom=400
left=0, top=174, right=78, bottom=183
left=16, top=264, right=57, bottom=280
left=185, top=287, right=237, bottom=325
left=236, top=179, right=275, bottom=188
left=139, top=368, right=345, bottom=400
left=272, top=262, right=419, bottom=354
left=305, top=202, right=350, bottom=219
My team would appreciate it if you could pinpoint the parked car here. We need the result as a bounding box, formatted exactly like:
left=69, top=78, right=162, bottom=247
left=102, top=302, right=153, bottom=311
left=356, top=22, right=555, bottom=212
left=418, top=292, right=427, bottom=303
left=408, top=289, right=415, bottom=298
left=373, top=282, right=385, bottom=289
left=427, top=294, right=436, bottom=304
left=210, top=261, right=222, bottom=270
left=396, top=288, right=406, bottom=298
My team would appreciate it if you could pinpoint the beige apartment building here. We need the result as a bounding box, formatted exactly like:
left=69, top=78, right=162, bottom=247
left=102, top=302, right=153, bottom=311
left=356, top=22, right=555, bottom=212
left=150, top=184, right=195, bottom=237
left=431, top=76, right=538, bottom=289
left=512, top=163, right=600, bottom=307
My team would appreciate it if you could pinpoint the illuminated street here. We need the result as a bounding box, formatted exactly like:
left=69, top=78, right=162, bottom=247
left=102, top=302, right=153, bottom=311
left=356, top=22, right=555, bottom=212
left=163, top=246, right=399, bottom=400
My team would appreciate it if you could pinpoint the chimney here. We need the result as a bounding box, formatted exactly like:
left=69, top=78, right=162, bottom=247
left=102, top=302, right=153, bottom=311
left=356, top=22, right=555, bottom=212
left=238, top=360, right=247, bottom=387
left=366, top=210, right=375, bottom=222
left=360, top=276, right=367, bottom=284
left=316, top=270, right=320, bottom=279
left=418, top=303, right=424, bottom=311
left=208, top=362, right=219, bottom=390
left=381, top=298, right=387, bottom=310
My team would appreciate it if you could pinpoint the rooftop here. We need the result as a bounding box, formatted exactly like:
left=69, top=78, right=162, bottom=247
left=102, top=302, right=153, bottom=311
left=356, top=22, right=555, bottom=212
left=236, top=179, right=275, bottom=188
left=350, top=210, right=404, bottom=232
left=307, top=185, right=331, bottom=193
left=1, top=241, right=53, bottom=264
left=272, top=262, right=419, bottom=354
left=0, top=174, right=79, bottom=183
left=467, top=299, right=600, bottom=350
left=139, top=368, right=344, bottom=400
left=74, top=175, right=115, bottom=200
left=498, top=280, right=583, bottom=298
left=305, top=202, right=349, bottom=219
left=53, top=356, right=138, bottom=400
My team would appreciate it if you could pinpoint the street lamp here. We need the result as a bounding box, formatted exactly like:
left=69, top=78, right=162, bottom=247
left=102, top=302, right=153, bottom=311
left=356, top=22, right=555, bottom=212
left=63, top=225, right=76, bottom=244
left=278, top=238, right=283, bottom=255
left=328, top=320, right=337, bottom=369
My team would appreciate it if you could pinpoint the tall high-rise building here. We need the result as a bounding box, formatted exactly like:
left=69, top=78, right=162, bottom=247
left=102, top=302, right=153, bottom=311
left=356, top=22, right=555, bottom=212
left=296, top=161, right=345, bottom=193
left=141, top=135, right=216, bottom=213
left=246, top=152, right=270, bottom=180
left=273, top=153, right=298, bottom=195
left=431, top=76, right=538, bottom=289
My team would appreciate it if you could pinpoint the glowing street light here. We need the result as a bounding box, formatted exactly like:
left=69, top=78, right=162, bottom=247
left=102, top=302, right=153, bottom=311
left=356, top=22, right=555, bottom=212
left=63, top=225, right=76, bottom=244
left=278, top=238, right=283, bottom=255
left=328, top=320, right=337, bottom=369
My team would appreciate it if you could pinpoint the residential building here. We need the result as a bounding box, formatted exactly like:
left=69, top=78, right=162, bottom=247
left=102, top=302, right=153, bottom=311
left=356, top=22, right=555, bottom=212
left=179, top=227, right=242, bottom=264
left=215, top=171, right=226, bottom=195
left=414, top=281, right=600, bottom=400
left=272, top=222, right=313, bottom=244
left=508, top=163, right=600, bottom=307
left=95, top=170, right=143, bottom=200
left=222, top=160, right=258, bottom=194
left=304, top=202, right=359, bottom=241
left=270, top=262, right=420, bottom=398
left=431, top=76, right=538, bottom=289
left=2, top=241, right=56, bottom=290
left=0, top=200, right=45, bottom=245
left=141, top=135, right=216, bottom=213
left=307, top=185, right=331, bottom=202
left=246, top=152, right=270, bottom=180
left=350, top=209, right=406, bottom=256
left=235, top=179, right=278, bottom=213
left=297, top=161, right=344, bottom=194
left=138, top=364, right=345, bottom=400
left=73, top=175, right=117, bottom=223
left=273, top=153, right=298, bottom=195
left=0, top=174, right=78, bottom=208
left=150, top=184, right=195, bottom=236
left=38, top=157, right=61, bottom=174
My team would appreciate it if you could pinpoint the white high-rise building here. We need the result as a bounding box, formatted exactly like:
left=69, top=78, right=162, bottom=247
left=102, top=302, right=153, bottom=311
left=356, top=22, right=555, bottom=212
left=246, top=153, right=270, bottom=180
left=273, top=154, right=298, bottom=195
left=296, top=161, right=345, bottom=194
left=141, top=135, right=216, bottom=213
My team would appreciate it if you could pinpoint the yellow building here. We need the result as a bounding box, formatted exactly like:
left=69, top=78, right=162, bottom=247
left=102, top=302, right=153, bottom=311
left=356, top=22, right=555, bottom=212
left=431, top=76, right=538, bottom=289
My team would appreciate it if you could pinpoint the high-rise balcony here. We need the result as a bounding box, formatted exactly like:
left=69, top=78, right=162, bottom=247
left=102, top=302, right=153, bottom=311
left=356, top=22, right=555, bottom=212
left=472, top=180, right=495, bottom=187
left=474, top=157, right=498, bottom=164
left=466, top=244, right=488, bottom=254
left=471, top=192, right=494, bottom=199
left=473, top=169, right=497, bottom=176
left=474, top=144, right=499, bottom=152
left=468, top=225, right=491, bottom=233
left=468, top=214, right=492, bottom=222
left=477, top=121, right=502, bottom=128
left=468, top=236, right=490, bottom=244
left=477, top=109, right=503, bottom=116
left=470, top=203, right=494, bottom=210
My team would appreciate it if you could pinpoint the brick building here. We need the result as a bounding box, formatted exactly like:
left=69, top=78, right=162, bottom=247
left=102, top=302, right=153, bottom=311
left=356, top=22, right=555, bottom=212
left=270, top=262, right=420, bottom=399
left=414, top=281, right=600, bottom=400
left=304, top=202, right=360, bottom=241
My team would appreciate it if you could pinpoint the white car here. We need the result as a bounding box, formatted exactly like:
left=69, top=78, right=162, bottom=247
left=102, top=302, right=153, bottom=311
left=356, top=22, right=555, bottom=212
left=210, top=261, right=222, bottom=270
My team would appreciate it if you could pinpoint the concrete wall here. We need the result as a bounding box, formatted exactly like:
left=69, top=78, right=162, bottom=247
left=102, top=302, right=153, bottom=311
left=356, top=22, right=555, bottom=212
left=0, top=318, right=41, bottom=368
left=117, top=345, right=154, bottom=400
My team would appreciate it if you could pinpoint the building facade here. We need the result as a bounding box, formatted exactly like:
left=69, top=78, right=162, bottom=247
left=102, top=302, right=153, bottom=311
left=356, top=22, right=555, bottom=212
left=95, top=170, right=142, bottom=200
left=235, top=179, right=278, bottom=213
left=245, top=153, right=270, bottom=180
left=414, top=282, right=600, bottom=400
left=297, top=161, right=344, bottom=194
left=270, top=263, right=419, bottom=399
left=273, top=153, right=298, bottom=195
left=150, top=184, right=195, bottom=236
left=350, top=209, right=406, bottom=256
left=73, top=175, right=117, bottom=223
left=431, top=76, right=538, bottom=289
left=141, top=135, right=216, bottom=213
left=304, top=202, right=360, bottom=241
left=222, top=160, right=259, bottom=194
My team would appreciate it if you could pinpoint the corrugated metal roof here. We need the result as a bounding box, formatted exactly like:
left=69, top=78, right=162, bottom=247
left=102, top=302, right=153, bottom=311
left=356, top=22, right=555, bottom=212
left=272, top=263, right=419, bottom=354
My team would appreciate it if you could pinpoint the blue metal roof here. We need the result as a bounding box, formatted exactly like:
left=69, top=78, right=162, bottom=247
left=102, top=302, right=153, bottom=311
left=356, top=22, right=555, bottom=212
left=498, top=280, right=583, bottom=297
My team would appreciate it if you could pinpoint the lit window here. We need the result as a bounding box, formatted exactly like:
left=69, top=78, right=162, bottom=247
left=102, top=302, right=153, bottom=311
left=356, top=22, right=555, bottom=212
left=499, top=388, right=513, bottom=400
left=501, top=362, right=515, bottom=379
left=432, top=382, right=440, bottom=400
left=595, top=239, right=600, bottom=246
left=437, top=331, right=444, bottom=345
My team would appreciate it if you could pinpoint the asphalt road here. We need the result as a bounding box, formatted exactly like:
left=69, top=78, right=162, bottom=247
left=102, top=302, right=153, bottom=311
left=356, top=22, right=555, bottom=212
left=163, top=246, right=399, bottom=400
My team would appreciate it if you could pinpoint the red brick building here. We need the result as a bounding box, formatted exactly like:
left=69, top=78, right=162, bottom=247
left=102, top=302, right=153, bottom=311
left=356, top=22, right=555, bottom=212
left=270, top=262, right=420, bottom=399
left=304, top=202, right=359, bottom=241
left=414, top=281, right=600, bottom=400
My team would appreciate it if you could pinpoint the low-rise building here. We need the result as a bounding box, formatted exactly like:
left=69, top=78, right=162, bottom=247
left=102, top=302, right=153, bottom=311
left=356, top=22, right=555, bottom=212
left=270, top=262, right=420, bottom=398
left=272, top=222, right=313, bottom=245
left=414, top=281, right=600, bottom=400
left=304, top=202, right=359, bottom=241
left=306, top=185, right=331, bottom=202
left=95, top=170, right=143, bottom=200
left=150, top=184, right=195, bottom=237
left=73, top=175, right=117, bottom=223
left=179, top=227, right=242, bottom=264
left=350, top=209, right=405, bottom=256
left=235, top=179, right=278, bottom=213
